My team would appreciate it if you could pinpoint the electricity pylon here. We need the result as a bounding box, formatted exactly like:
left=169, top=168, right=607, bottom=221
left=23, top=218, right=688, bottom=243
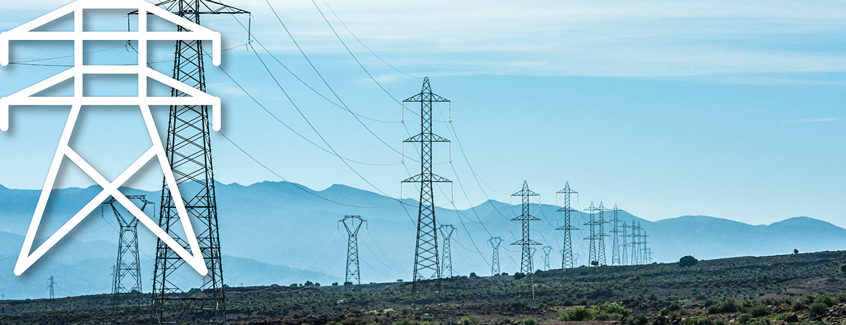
left=631, top=222, right=641, bottom=265
left=583, top=202, right=599, bottom=267
left=641, top=229, right=650, bottom=265
left=439, top=225, right=456, bottom=278
left=555, top=182, right=578, bottom=269
left=104, top=195, right=151, bottom=307
left=150, top=1, right=249, bottom=323
left=620, top=221, right=629, bottom=266
left=609, top=204, right=622, bottom=266
left=489, top=237, right=502, bottom=276
left=401, top=77, right=451, bottom=298
left=646, top=248, right=653, bottom=264
left=47, top=276, right=55, bottom=299
left=597, top=202, right=609, bottom=266
left=542, top=246, right=553, bottom=271
left=510, top=181, right=541, bottom=274
left=340, top=215, right=365, bottom=290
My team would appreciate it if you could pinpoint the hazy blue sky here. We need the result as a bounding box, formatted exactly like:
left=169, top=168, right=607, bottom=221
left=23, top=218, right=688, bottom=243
left=1, top=0, right=846, bottom=228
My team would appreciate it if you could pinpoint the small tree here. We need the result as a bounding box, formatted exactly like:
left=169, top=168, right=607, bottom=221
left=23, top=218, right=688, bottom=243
left=794, top=249, right=799, bottom=255
left=469, top=272, right=479, bottom=278
left=591, top=261, right=599, bottom=267
left=679, top=255, right=698, bottom=268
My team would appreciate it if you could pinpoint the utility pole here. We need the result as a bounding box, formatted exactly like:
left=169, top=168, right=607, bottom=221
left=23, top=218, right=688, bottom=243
left=150, top=1, right=249, bottom=323
left=620, top=221, right=629, bottom=266
left=489, top=237, right=502, bottom=276
left=401, top=77, right=451, bottom=299
left=597, top=202, right=609, bottom=266
left=47, top=276, right=55, bottom=299
left=583, top=202, right=599, bottom=267
left=609, top=204, right=622, bottom=266
left=340, top=215, right=365, bottom=290
left=439, top=225, right=456, bottom=278
left=104, top=195, right=150, bottom=307
left=542, top=246, right=553, bottom=271
left=555, top=182, right=579, bottom=269
left=510, top=181, right=541, bottom=274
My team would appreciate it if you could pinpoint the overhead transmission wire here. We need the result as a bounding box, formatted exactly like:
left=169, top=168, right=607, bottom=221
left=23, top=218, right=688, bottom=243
left=320, top=0, right=421, bottom=80
left=264, top=0, right=414, bottom=159
left=129, top=46, right=392, bottom=209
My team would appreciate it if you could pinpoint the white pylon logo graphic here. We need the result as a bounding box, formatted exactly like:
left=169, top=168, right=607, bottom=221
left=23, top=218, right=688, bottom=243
left=0, top=0, right=225, bottom=276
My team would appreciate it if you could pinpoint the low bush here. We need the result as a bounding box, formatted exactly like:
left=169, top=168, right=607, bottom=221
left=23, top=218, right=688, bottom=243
left=523, top=317, right=537, bottom=325
left=749, top=305, right=770, bottom=317
left=682, top=317, right=714, bottom=325
left=808, top=302, right=827, bottom=317
left=792, top=300, right=807, bottom=312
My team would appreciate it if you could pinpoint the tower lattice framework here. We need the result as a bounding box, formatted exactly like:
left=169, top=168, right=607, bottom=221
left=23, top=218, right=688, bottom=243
left=620, top=221, right=629, bottom=266
left=340, top=215, right=365, bottom=289
left=542, top=246, right=553, bottom=271
left=489, top=237, right=502, bottom=276
left=641, top=228, right=650, bottom=265
left=439, top=225, right=456, bottom=278
left=584, top=202, right=599, bottom=267
left=609, top=204, right=622, bottom=266
left=150, top=1, right=248, bottom=323
left=597, top=202, right=609, bottom=266
left=555, top=182, right=578, bottom=269
left=104, top=195, right=151, bottom=307
left=631, top=222, right=641, bottom=265
left=510, top=181, right=541, bottom=274
left=401, top=77, right=451, bottom=297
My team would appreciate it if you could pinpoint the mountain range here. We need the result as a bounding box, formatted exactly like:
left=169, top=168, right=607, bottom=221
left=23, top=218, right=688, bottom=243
left=1, top=181, right=845, bottom=299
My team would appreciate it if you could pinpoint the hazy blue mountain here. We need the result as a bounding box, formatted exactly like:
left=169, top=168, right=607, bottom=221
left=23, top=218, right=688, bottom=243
left=1, top=181, right=845, bottom=299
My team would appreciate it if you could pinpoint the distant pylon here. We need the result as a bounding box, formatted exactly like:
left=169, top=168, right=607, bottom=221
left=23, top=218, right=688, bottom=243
left=530, top=247, right=538, bottom=272
left=597, top=202, right=609, bottom=266
left=340, top=215, right=366, bottom=290
left=646, top=247, right=653, bottom=264
left=401, top=77, right=451, bottom=298
left=510, top=181, right=541, bottom=274
left=439, top=225, right=456, bottom=278
left=555, top=182, right=579, bottom=269
left=104, top=195, right=151, bottom=307
left=609, top=204, right=622, bottom=266
left=583, top=202, right=599, bottom=267
left=489, top=237, right=502, bottom=276
left=47, top=276, right=55, bottom=299
left=631, top=222, right=641, bottom=265
left=542, top=246, right=553, bottom=271
left=641, top=228, right=650, bottom=265
left=620, top=221, right=629, bottom=266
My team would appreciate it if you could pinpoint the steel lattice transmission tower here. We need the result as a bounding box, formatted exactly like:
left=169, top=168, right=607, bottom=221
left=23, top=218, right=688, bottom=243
left=641, top=229, right=650, bottom=265
left=542, top=246, right=553, bottom=271
left=584, top=202, right=599, bottom=267
left=340, top=215, right=365, bottom=289
left=47, top=276, right=55, bottom=299
left=609, top=204, right=622, bottom=266
left=104, top=195, right=152, bottom=307
left=555, top=182, right=579, bottom=269
left=401, top=77, right=451, bottom=296
left=510, top=181, right=541, bottom=274
left=620, top=221, right=629, bottom=266
left=596, top=202, right=609, bottom=266
left=149, top=1, right=249, bottom=323
left=439, top=225, right=456, bottom=278
left=489, top=237, right=502, bottom=276
left=630, top=222, right=641, bottom=265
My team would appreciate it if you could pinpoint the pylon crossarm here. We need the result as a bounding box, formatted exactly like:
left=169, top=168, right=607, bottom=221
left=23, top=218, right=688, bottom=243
left=402, top=173, right=451, bottom=183
left=143, top=0, right=250, bottom=14
left=403, top=133, right=450, bottom=143
left=403, top=93, right=450, bottom=103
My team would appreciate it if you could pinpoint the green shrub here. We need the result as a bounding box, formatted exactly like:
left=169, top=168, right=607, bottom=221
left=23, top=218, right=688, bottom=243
left=817, top=294, right=836, bottom=307
left=594, top=303, right=632, bottom=318
left=682, top=317, right=714, bottom=325
left=460, top=316, right=481, bottom=325
left=627, top=314, right=648, bottom=325
left=808, top=302, right=827, bottom=316
left=560, top=307, right=590, bottom=321
left=738, top=313, right=751, bottom=324
left=394, top=319, right=420, bottom=325
left=659, top=308, right=669, bottom=316
left=668, top=302, right=682, bottom=312
left=749, top=305, right=770, bottom=317
left=523, top=317, right=537, bottom=325
left=791, top=300, right=807, bottom=312
left=628, top=275, right=642, bottom=282
left=679, top=255, right=698, bottom=267
left=742, top=300, right=754, bottom=308
left=716, top=298, right=739, bottom=313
